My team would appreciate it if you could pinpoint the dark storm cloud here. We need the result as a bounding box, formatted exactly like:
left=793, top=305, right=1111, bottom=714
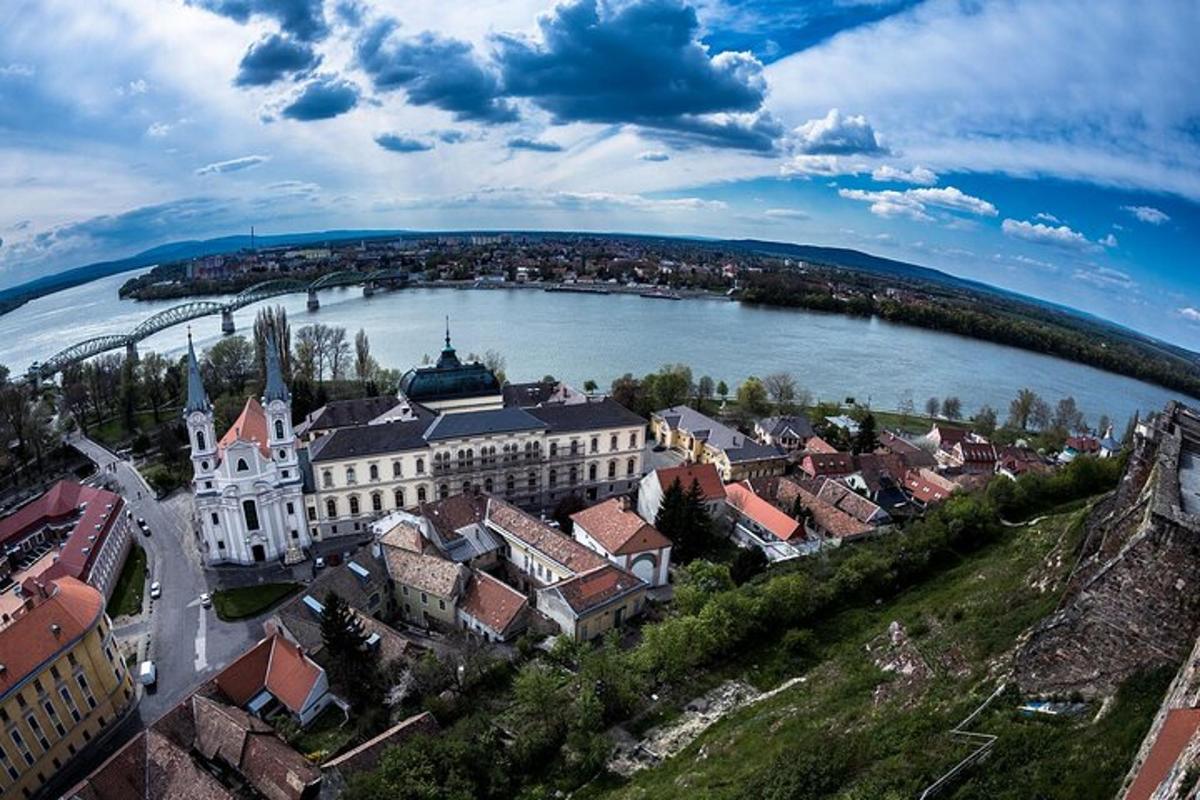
left=186, top=0, right=328, bottom=41
left=234, top=34, right=321, bottom=86
left=280, top=75, right=360, bottom=120
left=375, top=133, right=434, bottom=153
left=507, top=137, right=563, bottom=152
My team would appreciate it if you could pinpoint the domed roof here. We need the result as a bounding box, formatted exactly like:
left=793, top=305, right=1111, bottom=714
left=398, top=322, right=501, bottom=404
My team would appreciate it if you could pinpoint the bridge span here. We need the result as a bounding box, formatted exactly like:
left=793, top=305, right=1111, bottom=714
left=28, top=269, right=406, bottom=383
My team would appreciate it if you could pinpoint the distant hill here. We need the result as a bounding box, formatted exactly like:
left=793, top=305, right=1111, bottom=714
left=0, top=229, right=409, bottom=315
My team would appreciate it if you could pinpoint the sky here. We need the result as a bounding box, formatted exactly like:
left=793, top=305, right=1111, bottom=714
left=1, top=0, right=1198, bottom=348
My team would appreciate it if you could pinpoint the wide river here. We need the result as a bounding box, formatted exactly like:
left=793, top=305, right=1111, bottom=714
left=0, top=269, right=1190, bottom=427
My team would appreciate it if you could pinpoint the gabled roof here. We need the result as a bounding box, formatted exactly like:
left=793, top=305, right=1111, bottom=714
left=804, top=435, right=839, bottom=454
left=525, top=397, right=645, bottom=432
left=654, top=405, right=782, bottom=463
left=758, top=414, right=815, bottom=441
left=424, top=406, right=545, bottom=441
left=571, top=498, right=672, bottom=555
left=215, top=634, right=323, bottom=715
left=774, top=477, right=872, bottom=540
left=296, top=395, right=402, bottom=436
left=801, top=451, right=855, bottom=477
left=308, top=415, right=432, bottom=462
left=879, top=431, right=937, bottom=468
left=956, top=441, right=998, bottom=463
left=218, top=397, right=271, bottom=459
left=384, top=546, right=468, bottom=598
left=543, top=564, right=646, bottom=615
left=725, top=481, right=804, bottom=541
left=459, top=570, right=529, bottom=636
left=420, top=492, right=488, bottom=542
left=816, top=479, right=887, bottom=525
left=652, top=463, right=726, bottom=502
left=904, top=468, right=960, bottom=505
left=485, top=497, right=607, bottom=575
left=0, top=577, right=103, bottom=702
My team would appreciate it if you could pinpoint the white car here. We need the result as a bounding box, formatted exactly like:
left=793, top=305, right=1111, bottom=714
left=149, top=581, right=161, bottom=599
left=138, top=660, right=157, bottom=687
left=199, top=592, right=212, bottom=608
left=314, top=556, right=326, bottom=569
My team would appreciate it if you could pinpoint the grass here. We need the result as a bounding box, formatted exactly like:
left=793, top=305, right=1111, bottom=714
left=212, top=582, right=302, bottom=621
left=90, top=408, right=171, bottom=448
left=290, top=705, right=355, bottom=761
left=583, top=500, right=1167, bottom=800
left=106, top=543, right=147, bottom=618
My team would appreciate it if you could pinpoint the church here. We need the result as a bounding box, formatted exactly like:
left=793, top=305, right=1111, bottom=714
left=185, top=333, right=311, bottom=566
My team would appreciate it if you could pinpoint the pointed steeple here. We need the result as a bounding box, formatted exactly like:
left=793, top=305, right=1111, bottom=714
left=444, top=315, right=452, bottom=351
left=185, top=329, right=211, bottom=414
left=263, top=335, right=290, bottom=404
left=436, top=315, right=461, bottom=369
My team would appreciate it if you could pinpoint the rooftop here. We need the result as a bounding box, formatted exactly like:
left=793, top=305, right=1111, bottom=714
left=459, top=570, right=529, bottom=636
left=218, top=397, right=271, bottom=459
left=424, top=406, right=545, bottom=441
left=383, top=545, right=468, bottom=597
left=547, top=563, right=646, bottom=615
left=725, top=481, right=804, bottom=541
left=296, top=395, right=402, bottom=436
left=652, top=463, right=726, bottom=501
left=571, top=498, right=672, bottom=555
left=0, top=577, right=103, bottom=702
left=655, top=405, right=782, bottom=463
left=485, top=497, right=608, bottom=574
left=215, top=633, right=322, bottom=715
left=526, top=396, right=645, bottom=433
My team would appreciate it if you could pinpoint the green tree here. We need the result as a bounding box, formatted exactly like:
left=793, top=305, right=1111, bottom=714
left=942, top=395, right=963, bottom=421
left=763, top=372, right=798, bottom=413
left=973, top=405, right=999, bottom=437
left=653, top=363, right=692, bottom=409
left=253, top=305, right=291, bottom=384
left=736, top=376, right=771, bottom=417
left=696, top=375, right=715, bottom=405
left=118, top=357, right=138, bottom=434
left=354, top=328, right=377, bottom=385
left=204, top=336, right=254, bottom=397
left=583, top=379, right=598, bottom=394
left=1009, top=388, right=1039, bottom=430
left=925, top=396, right=941, bottom=418
left=138, top=352, right=169, bottom=423
left=852, top=413, right=878, bottom=454
left=716, top=380, right=729, bottom=401
left=730, top=546, right=768, bottom=585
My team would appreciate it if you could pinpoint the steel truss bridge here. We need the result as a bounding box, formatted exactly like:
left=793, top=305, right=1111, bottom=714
left=29, top=269, right=406, bottom=381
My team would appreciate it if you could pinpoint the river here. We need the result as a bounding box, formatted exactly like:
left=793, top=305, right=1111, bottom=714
left=0, top=269, right=1189, bottom=427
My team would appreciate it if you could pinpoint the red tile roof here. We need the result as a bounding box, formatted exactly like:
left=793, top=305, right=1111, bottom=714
left=219, top=397, right=271, bottom=458
left=800, top=451, right=855, bottom=477
left=0, top=481, right=125, bottom=586
left=1126, top=708, right=1200, bottom=800
left=485, top=498, right=606, bottom=574
left=1067, top=435, right=1102, bottom=453
left=956, top=442, right=998, bottom=464
left=459, top=570, right=528, bottom=637
left=775, top=478, right=871, bottom=540
left=550, top=564, right=645, bottom=614
left=0, top=577, right=103, bottom=700
left=904, top=468, right=959, bottom=505
left=725, top=482, right=803, bottom=541
left=215, top=634, right=322, bottom=715
left=805, top=436, right=838, bottom=454
left=571, top=498, right=672, bottom=556
left=653, top=463, right=726, bottom=501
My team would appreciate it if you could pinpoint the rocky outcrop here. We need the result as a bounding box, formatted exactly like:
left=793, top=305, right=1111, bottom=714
left=1016, top=402, right=1200, bottom=699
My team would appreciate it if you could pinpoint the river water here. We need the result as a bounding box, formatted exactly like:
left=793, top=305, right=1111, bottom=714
left=0, top=269, right=1189, bottom=427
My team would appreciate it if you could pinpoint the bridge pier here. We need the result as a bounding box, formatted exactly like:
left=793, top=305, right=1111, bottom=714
left=307, top=289, right=320, bottom=312
left=125, top=341, right=139, bottom=364
left=363, top=283, right=375, bottom=298
left=221, top=308, right=235, bottom=335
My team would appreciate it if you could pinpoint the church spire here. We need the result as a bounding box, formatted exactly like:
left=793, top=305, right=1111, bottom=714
left=444, top=315, right=452, bottom=350
left=185, top=328, right=211, bottom=414
left=263, top=335, right=290, bottom=404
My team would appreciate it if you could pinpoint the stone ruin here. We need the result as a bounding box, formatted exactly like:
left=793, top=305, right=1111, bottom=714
left=1015, top=401, right=1200, bottom=699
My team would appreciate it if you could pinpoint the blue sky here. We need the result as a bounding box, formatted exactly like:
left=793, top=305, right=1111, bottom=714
left=1, top=0, right=1198, bottom=348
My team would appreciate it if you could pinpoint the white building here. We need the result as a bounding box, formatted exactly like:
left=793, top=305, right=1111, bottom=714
left=571, top=497, right=672, bottom=587
left=186, top=334, right=312, bottom=566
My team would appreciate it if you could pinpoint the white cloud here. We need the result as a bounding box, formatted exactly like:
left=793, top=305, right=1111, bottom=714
left=1122, top=204, right=1170, bottom=225
left=782, top=154, right=868, bottom=177
left=1099, top=232, right=1118, bottom=248
left=790, top=108, right=885, bottom=155
left=1073, top=266, right=1135, bottom=290
left=1179, top=307, right=1200, bottom=323
left=763, top=207, right=810, bottom=220
left=0, top=63, right=35, bottom=77
left=1001, top=218, right=1093, bottom=250
left=838, top=185, right=996, bottom=222
left=871, top=164, right=937, bottom=185
left=146, top=122, right=172, bottom=137
left=195, top=155, right=270, bottom=175
left=1034, top=212, right=1060, bottom=223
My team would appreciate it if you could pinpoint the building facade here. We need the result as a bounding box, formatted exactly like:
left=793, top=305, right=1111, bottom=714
left=0, top=577, right=136, bottom=800
left=186, top=335, right=311, bottom=566
left=651, top=405, right=787, bottom=482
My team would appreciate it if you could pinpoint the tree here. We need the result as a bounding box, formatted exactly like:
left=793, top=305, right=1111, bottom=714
left=320, top=592, right=365, bottom=657
left=736, top=376, right=771, bottom=417
left=253, top=305, right=291, bottom=384
left=1097, top=414, right=1112, bottom=437
left=763, top=372, right=798, bottom=413
left=1030, top=397, right=1052, bottom=431
left=973, top=405, right=998, bottom=437
left=655, top=478, right=689, bottom=555
left=925, top=396, right=941, bottom=419
left=138, top=353, right=169, bottom=423
left=696, top=375, right=715, bottom=405
left=716, top=380, right=729, bottom=402
left=583, top=379, right=598, bottom=394
left=1008, top=388, right=1039, bottom=431
left=942, top=396, right=963, bottom=421
left=481, top=350, right=507, bottom=386
left=204, top=336, right=254, bottom=397
left=1123, top=412, right=1139, bottom=445
left=354, top=328, right=377, bottom=385
left=730, top=547, right=768, bottom=585
left=118, top=356, right=138, bottom=433
left=653, top=363, right=692, bottom=409
left=610, top=373, right=644, bottom=413
left=328, top=327, right=351, bottom=380
left=852, top=413, right=878, bottom=454
left=293, top=325, right=321, bottom=381
left=320, top=592, right=383, bottom=709
left=1053, top=396, right=1086, bottom=435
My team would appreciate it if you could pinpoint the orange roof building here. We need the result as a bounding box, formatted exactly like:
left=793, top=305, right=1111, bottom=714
left=457, top=570, right=529, bottom=642
left=572, top=497, right=673, bottom=587
left=536, top=563, right=648, bottom=641
left=215, top=633, right=334, bottom=727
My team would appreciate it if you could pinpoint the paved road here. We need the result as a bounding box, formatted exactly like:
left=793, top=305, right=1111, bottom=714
left=71, top=435, right=264, bottom=721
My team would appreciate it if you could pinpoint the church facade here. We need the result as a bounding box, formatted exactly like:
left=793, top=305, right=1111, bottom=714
left=186, top=335, right=311, bottom=566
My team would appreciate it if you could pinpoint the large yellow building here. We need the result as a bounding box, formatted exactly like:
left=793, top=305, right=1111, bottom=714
left=651, top=405, right=787, bottom=482
left=0, top=577, right=135, bottom=799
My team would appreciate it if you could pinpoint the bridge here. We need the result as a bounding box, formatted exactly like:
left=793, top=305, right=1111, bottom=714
left=28, top=269, right=407, bottom=382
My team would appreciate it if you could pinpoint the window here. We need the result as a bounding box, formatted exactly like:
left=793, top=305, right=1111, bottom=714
left=550, top=442, right=558, bottom=457
left=326, top=498, right=337, bottom=518
left=349, top=496, right=360, bottom=516
left=371, top=493, right=382, bottom=512
left=236, top=458, right=249, bottom=472
left=211, top=512, right=219, bottom=525
left=307, top=506, right=316, bottom=521
left=394, top=488, right=405, bottom=508
left=59, top=688, right=79, bottom=722
left=506, top=474, right=515, bottom=493
left=588, top=463, right=597, bottom=482
left=242, top=500, right=260, bottom=531
left=346, top=467, right=357, bottom=485
left=421, top=592, right=428, bottom=604
left=278, top=449, right=286, bottom=460
left=569, top=466, right=578, bottom=485
left=548, top=469, right=557, bottom=488
left=484, top=477, right=494, bottom=493
left=528, top=471, right=537, bottom=490
left=26, top=715, right=48, bottom=750
left=417, top=486, right=427, bottom=503
left=201, top=460, right=209, bottom=470
left=195, top=431, right=206, bottom=451
left=286, top=502, right=294, bottom=515
left=608, top=460, right=617, bottom=479
left=217, top=540, right=226, bottom=549
left=439, top=484, right=449, bottom=499
left=322, top=470, right=333, bottom=488
left=629, top=431, right=638, bottom=448
left=392, top=460, right=402, bottom=478
left=291, top=529, right=299, bottom=539
left=610, top=434, right=618, bottom=451
left=416, top=457, right=425, bottom=474
left=591, top=436, right=599, bottom=453
left=627, top=457, right=636, bottom=476
left=439, top=599, right=446, bottom=610
left=369, top=464, right=379, bottom=481
left=274, top=419, right=284, bottom=439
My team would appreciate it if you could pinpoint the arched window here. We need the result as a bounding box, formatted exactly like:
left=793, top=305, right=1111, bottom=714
left=610, top=434, right=618, bottom=451
left=462, top=480, right=471, bottom=494
left=590, top=437, right=599, bottom=454
left=393, top=461, right=402, bottom=478
left=550, top=442, right=558, bottom=457
left=627, top=457, right=636, bottom=476
left=506, top=474, right=515, bottom=493
left=242, top=500, right=260, bottom=531
left=346, top=466, right=357, bottom=485
left=629, top=431, right=638, bottom=448
left=417, top=486, right=427, bottom=503
left=371, top=492, right=382, bottom=512
left=274, top=419, right=284, bottom=439
left=416, top=458, right=425, bottom=474
left=195, top=431, right=206, bottom=451
left=588, top=463, right=597, bottom=482
left=369, top=464, right=379, bottom=481
left=349, top=495, right=360, bottom=516
left=570, top=440, right=579, bottom=455
left=325, top=498, right=337, bottom=518
left=394, top=488, right=405, bottom=508
left=608, top=460, right=616, bottom=479
left=278, top=449, right=286, bottom=461
left=527, top=470, right=537, bottom=490
left=569, top=466, right=578, bottom=485
left=549, top=469, right=558, bottom=488
left=439, top=484, right=449, bottom=500
left=236, top=458, right=249, bottom=472
left=484, top=477, right=494, bottom=493
left=322, top=470, right=333, bottom=488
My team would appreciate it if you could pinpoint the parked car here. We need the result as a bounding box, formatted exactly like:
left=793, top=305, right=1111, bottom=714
left=149, top=581, right=161, bottom=599
left=199, top=592, right=212, bottom=608
left=138, top=660, right=157, bottom=687
left=314, top=556, right=326, bottom=569
left=141, top=525, right=151, bottom=537
left=136, top=517, right=146, bottom=529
